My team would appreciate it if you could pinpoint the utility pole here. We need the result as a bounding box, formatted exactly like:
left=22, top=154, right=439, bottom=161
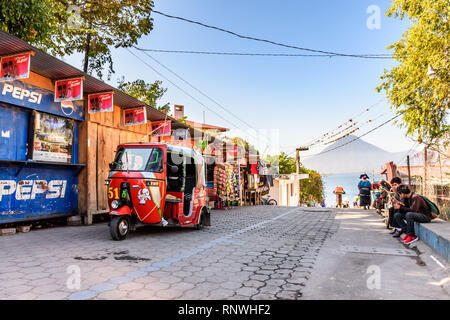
left=296, top=147, right=309, bottom=174
left=423, top=147, right=428, bottom=196
left=296, top=147, right=309, bottom=206
left=406, top=155, right=412, bottom=188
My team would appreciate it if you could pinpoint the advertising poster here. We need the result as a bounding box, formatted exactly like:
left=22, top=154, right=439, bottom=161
left=152, top=120, right=171, bottom=136
left=124, top=107, right=147, bottom=126
left=54, top=78, right=83, bottom=102
left=173, top=128, right=188, bottom=141
left=32, top=112, right=74, bottom=163
left=0, top=53, right=31, bottom=82
left=88, top=92, right=114, bottom=113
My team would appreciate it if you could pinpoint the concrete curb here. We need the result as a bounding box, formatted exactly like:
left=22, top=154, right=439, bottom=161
left=414, top=241, right=450, bottom=296
left=414, top=219, right=450, bottom=262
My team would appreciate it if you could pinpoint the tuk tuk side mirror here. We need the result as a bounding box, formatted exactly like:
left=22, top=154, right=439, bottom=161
left=109, top=162, right=114, bottom=170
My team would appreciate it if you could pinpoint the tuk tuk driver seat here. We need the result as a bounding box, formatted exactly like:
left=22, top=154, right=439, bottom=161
left=167, top=165, right=182, bottom=191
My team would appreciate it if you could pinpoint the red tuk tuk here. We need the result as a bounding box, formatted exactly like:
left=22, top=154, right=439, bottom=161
left=106, top=143, right=211, bottom=240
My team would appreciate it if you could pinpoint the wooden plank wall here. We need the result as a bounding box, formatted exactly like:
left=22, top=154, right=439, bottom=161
left=87, top=105, right=154, bottom=214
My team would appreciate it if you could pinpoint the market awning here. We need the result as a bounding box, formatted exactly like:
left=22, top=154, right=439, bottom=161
left=0, top=30, right=190, bottom=130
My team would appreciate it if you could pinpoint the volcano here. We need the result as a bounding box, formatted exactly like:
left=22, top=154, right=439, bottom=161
left=302, top=135, right=412, bottom=174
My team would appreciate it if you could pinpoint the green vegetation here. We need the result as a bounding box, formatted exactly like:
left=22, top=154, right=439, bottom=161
left=117, top=78, right=170, bottom=114
left=298, top=167, right=324, bottom=204
left=1, top=0, right=154, bottom=79
left=266, top=152, right=324, bottom=203
left=377, top=0, right=449, bottom=143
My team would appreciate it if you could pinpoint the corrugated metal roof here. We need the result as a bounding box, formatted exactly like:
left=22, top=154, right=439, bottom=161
left=0, top=30, right=189, bottom=129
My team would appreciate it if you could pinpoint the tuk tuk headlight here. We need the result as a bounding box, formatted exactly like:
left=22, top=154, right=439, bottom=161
left=111, top=200, right=121, bottom=210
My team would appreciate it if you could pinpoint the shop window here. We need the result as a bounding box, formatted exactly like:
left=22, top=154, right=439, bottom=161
left=0, top=104, right=29, bottom=161
left=30, top=111, right=74, bottom=163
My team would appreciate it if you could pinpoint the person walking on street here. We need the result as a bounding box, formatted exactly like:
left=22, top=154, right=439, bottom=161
left=358, top=174, right=372, bottom=209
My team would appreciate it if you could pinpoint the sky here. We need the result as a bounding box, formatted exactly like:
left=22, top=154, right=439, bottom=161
left=63, top=0, right=417, bottom=156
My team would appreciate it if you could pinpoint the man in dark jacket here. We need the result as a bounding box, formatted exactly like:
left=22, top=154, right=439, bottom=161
left=393, top=185, right=431, bottom=245
left=388, top=177, right=409, bottom=235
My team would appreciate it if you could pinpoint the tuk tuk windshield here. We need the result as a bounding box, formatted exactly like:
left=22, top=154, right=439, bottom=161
left=111, top=147, right=163, bottom=172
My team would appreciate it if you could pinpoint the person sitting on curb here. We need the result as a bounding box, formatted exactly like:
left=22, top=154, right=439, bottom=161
left=393, top=185, right=432, bottom=245
left=386, top=178, right=409, bottom=235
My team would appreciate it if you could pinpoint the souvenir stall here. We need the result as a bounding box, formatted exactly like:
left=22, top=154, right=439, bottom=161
left=0, top=30, right=194, bottom=225
left=213, top=162, right=241, bottom=209
left=242, top=153, right=262, bottom=205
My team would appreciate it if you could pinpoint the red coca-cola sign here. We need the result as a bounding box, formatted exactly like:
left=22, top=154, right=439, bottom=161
left=152, top=120, right=171, bottom=136
left=55, top=78, right=83, bottom=102
left=124, top=107, right=147, bottom=126
left=88, top=92, right=114, bottom=113
left=0, top=53, right=31, bottom=82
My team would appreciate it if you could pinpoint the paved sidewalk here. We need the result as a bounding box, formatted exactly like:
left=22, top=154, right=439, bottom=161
left=302, top=209, right=450, bottom=300
left=0, top=206, right=337, bottom=300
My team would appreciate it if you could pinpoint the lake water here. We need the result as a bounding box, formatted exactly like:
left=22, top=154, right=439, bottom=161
left=322, top=173, right=373, bottom=207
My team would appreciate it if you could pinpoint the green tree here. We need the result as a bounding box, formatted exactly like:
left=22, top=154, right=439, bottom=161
left=117, top=78, right=170, bottom=114
left=1, top=0, right=154, bottom=80
left=266, top=152, right=295, bottom=174
left=64, top=0, right=154, bottom=79
left=265, top=153, right=324, bottom=202
left=299, top=167, right=324, bottom=203
left=0, top=0, right=68, bottom=56
left=377, top=0, right=449, bottom=143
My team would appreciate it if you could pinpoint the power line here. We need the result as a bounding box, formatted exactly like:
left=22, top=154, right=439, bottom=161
left=319, top=111, right=392, bottom=147
left=152, top=10, right=393, bottom=59
left=125, top=48, right=243, bottom=131
left=305, top=99, right=385, bottom=147
left=132, top=48, right=275, bottom=147
left=134, top=47, right=272, bottom=141
left=135, top=47, right=392, bottom=59
left=126, top=48, right=274, bottom=147
left=284, top=111, right=392, bottom=158
left=397, top=142, right=419, bottom=166
left=302, top=114, right=401, bottom=159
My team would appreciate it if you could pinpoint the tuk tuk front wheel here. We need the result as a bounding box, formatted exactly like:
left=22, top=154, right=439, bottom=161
left=110, top=216, right=130, bottom=240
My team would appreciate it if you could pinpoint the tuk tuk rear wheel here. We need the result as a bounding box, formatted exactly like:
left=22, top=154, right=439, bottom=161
left=110, top=216, right=130, bottom=240
left=194, top=212, right=204, bottom=230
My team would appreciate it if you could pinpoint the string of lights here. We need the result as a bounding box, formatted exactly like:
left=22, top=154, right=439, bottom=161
left=301, top=114, right=401, bottom=159
left=304, top=100, right=385, bottom=147
left=318, top=111, right=392, bottom=146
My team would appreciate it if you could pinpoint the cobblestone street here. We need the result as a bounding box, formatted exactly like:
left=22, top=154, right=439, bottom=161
left=0, top=206, right=338, bottom=300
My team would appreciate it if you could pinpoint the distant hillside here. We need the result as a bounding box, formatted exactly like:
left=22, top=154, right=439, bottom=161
left=302, top=135, right=416, bottom=174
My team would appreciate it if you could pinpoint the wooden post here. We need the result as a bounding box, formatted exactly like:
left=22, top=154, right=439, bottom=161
left=423, top=147, right=428, bottom=196
left=86, top=121, right=98, bottom=225
left=295, top=147, right=309, bottom=206
left=406, top=155, right=412, bottom=188
left=78, top=121, right=88, bottom=217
